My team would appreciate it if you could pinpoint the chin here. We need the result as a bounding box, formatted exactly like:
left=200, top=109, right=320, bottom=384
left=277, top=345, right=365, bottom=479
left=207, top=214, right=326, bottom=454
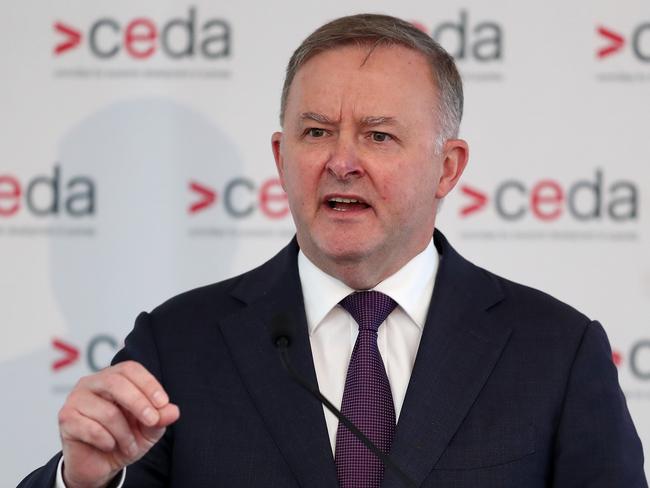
left=298, top=226, right=382, bottom=266
left=318, top=238, right=378, bottom=265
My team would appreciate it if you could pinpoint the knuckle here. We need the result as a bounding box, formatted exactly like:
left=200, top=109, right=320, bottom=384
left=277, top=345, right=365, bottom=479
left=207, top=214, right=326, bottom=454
left=57, top=407, right=72, bottom=426
left=118, top=361, right=133, bottom=374
left=88, top=423, right=107, bottom=444
left=104, top=404, right=121, bottom=423
left=120, top=360, right=141, bottom=376
left=75, top=369, right=104, bottom=390
left=65, top=389, right=81, bottom=406
left=87, top=426, right=101, bottom=443
left=103, top=373, right=124, bottom=392
left=141, top=378, right=158, bottom=396
left=74, top=375, right=89, bottom=389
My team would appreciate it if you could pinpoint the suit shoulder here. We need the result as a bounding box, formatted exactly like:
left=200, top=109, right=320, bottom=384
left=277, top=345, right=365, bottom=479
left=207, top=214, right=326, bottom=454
left=477, top=264, right=592, bottom=337
left=156, top=275, right=242, bottom=313
left=148, top=264, right=261, bottom=324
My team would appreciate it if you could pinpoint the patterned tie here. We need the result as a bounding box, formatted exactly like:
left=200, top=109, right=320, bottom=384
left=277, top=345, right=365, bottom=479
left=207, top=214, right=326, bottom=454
left=335, top=291, right=398, bottom=488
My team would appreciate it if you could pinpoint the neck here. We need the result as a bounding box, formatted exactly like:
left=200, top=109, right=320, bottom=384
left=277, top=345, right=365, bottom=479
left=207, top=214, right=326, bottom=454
left=300, top=236, right=432, bottom=290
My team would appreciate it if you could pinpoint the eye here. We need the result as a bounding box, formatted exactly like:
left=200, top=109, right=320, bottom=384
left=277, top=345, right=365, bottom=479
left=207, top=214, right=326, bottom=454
left=306, top=128, right=327, bottom=138
left=370, top=131, right=392, bottom=142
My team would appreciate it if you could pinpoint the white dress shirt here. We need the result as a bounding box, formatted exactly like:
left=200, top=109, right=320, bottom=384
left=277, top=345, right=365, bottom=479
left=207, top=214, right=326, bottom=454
left=56, top=238, right=437, bottom=486
left=56, top=456, right=125, bottom=488
left=299, top=238, right=438, bottom=454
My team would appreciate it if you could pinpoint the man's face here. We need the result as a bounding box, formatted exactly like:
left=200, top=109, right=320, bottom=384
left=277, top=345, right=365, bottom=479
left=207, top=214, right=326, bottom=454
left=272, top=44, right=467, bottom=284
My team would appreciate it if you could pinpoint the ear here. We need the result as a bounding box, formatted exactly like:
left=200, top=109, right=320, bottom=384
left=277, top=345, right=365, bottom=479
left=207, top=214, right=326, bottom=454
left=271, top=131, right=286, bottom=191
left=435, top=138, right=469, bottom=198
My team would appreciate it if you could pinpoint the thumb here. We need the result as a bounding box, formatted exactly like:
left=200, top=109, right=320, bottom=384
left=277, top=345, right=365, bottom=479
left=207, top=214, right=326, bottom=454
left=137, top=403, right=180, bottom=448
left=123, top=403, right=179, bottom=463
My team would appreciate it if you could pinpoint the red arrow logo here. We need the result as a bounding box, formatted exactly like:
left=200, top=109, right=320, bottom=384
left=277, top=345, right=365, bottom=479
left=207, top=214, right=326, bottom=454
left=53, top=22, right=82, bottom=55
left=460, top=185, right=488, bottom=216
left=597, top=26, right=625, bottom=59
left=52, top=339, right=80, bottom=371
left=612, top=349, right=623, bottom=367
left=189, top=181, right=217, bottom=214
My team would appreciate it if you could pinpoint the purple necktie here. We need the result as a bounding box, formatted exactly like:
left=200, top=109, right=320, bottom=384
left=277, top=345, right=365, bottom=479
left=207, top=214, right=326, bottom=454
left=335, top=291, right=398, bottom=488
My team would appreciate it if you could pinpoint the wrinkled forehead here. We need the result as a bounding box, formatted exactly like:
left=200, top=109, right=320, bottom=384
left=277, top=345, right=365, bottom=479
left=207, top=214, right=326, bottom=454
left=280, top=38, right=440, bottom=125
left=285, top=44, right=440, bottom=123
left=295, top=41, right=437, bottom=88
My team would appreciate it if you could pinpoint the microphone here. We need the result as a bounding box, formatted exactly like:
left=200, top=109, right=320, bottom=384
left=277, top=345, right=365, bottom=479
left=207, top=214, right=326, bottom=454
left=270, top=313, right=417, bottom=488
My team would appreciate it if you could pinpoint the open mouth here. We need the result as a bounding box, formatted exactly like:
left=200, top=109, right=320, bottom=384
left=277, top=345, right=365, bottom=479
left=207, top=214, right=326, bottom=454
left=326, top=197, right=371, bottom=212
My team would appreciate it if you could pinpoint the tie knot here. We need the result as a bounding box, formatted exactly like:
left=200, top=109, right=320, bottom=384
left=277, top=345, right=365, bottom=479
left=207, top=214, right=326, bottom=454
left=339, top=291, right=397, bottom=332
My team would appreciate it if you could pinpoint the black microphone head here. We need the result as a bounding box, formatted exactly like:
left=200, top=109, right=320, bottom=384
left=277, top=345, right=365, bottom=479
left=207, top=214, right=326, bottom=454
left=270, top=312, right=294, bottom=350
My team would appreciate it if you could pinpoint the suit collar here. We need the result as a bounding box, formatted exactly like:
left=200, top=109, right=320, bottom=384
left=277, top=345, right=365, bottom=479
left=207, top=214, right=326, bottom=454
left=298, top=237, right=438, bottom=336
left=227, top=230, right=504, bottom=321
left=229, top=236, right=301, bottom=306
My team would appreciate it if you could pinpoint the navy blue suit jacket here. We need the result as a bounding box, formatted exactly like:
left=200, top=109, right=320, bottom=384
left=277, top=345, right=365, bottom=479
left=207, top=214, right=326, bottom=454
left=20, top=231, right=646, bottom=487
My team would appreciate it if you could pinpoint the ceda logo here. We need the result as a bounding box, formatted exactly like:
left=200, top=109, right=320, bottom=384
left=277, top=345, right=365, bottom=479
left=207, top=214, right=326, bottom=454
left=459, top=170, right=638, bottom=222
left=52, top=335, right=120, bottom=373
left=0, top=165, right=95, bottom=218
left=53, top=7, right=231, bottom=60
left=597, top=23, right=650, bottom=61
left=613, top=339, right=650, bottom=381
left=188, top=178, right=289, bottom=219
left=412, top=10, right=503, bottom=62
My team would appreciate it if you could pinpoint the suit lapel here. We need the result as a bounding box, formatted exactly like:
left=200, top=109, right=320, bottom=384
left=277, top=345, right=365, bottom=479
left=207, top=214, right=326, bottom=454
left=217, top=232, right=512, bottom=488
left=383, top=231, right=511, bottom=488
left=218, top=240, right=338, bottom=488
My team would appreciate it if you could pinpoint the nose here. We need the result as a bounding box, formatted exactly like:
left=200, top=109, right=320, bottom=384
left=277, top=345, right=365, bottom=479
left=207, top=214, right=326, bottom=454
left=326, top=138, right=365, bottom=181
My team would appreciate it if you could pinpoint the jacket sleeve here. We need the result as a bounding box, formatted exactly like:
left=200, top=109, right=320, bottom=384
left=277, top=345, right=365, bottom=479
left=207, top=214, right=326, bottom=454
left=551, top=320, right=647, bottom=487
left=16, top=311, right=171, bottom=488
left=16, top=453, right=60, bottom=488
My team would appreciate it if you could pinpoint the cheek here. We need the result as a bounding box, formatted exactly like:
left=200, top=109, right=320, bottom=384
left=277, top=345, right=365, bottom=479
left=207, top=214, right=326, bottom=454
left=379, top=178, right=393, bottom=202
left=284, top=155, right=323, bottom=207
left=375, top=169, right=408, bottom=210
left=395, top=166, right=438, bottom=212
left=384, top=163, right=435, bottom=198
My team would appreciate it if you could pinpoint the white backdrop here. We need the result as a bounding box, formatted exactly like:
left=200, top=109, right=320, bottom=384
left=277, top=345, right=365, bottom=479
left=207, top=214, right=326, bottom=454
left=1, top=0, right=649, bottom=484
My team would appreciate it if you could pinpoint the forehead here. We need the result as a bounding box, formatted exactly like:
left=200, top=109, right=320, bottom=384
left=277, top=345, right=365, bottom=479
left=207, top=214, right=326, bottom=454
left=285, top=44, right=439, bottom=123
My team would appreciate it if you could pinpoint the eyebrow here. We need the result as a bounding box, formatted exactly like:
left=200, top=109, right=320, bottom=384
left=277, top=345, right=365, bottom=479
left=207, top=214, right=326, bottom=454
left=299, top=112, right=399, bottom=128
left=359, top=115, right=398, bottom=128
left=300, top=112, right=337, bottom=124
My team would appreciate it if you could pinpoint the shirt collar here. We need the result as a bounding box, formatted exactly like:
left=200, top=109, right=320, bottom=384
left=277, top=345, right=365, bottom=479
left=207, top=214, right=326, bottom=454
left=298, top=239, right=438, bottom=335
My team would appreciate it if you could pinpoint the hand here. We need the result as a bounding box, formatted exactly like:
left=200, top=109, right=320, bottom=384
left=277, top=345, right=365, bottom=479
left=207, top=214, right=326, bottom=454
left=58, top=361, right=180, bottom=488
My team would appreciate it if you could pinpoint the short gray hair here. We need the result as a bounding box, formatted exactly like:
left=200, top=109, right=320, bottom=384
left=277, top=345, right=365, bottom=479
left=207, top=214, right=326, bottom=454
left=280, top=13, right=464, bottom=148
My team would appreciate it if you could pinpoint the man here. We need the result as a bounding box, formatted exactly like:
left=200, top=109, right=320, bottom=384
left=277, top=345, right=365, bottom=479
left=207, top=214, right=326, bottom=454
left=20, top=13, right=646, bottom=488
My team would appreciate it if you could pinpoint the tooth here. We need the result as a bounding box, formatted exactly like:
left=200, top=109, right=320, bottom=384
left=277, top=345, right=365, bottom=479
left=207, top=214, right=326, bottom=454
left=328, top=197, right=361, bottom=204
